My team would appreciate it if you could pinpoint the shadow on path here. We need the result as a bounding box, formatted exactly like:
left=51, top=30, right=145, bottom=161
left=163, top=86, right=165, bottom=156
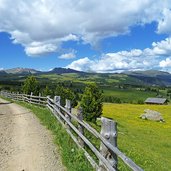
left=0, top=112, right=32, bottom=118
left=0, top=102, right=13, bottom=105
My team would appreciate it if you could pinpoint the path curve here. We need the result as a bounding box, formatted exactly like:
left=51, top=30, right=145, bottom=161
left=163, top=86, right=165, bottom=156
left=0, top=98, right=65, bottom=171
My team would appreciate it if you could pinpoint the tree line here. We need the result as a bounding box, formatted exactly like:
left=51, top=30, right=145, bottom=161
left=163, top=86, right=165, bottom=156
left=22, top=76, right=102, bottom=123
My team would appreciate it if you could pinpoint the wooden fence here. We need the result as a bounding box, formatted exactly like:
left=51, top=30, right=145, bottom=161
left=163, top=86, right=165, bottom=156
left=0, top=91, right=143, bottom=171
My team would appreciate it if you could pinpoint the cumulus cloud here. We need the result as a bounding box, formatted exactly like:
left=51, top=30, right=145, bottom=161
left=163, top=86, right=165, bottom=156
left=67, top=50, right=150, bottom=73
left=0, top=0, right=171, bottom=56
left=67, top=38, right=171, bottom=72
left=152, top=38, right=171, bottom=55
left=67, top=57, right=94, bottom=71
left=58, top=51, right=76, bottom=59
left=25, top=43, right=58, bottom=56
left=157, top=8, right=171, bottom=35
left=160, top=58, right=171, bottom=68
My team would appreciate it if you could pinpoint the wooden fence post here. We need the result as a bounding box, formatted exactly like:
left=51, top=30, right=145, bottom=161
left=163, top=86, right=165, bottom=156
left=22, top=93, right=25, bottom=102
left=10, top=92, right=12, bottom=99
left=46, top=95, right=50, bottom=106
left=30, top=92, right=33, bottom=103
left=39, top=93, right=41, bottom=104
left=53, top=96, right=62, bottom=122
left=65, top=99, right=71, bottom=130
left=54, top=96, right=61, bottom=112
left=13, top=92, right=15, bottom=99
left=77, top=107, right=84, bottom=147
left=99, top=117, right=118, bottom=171
left=14, top=92, right=16, bottom=99
left=17, top=92, right=19, bottom=100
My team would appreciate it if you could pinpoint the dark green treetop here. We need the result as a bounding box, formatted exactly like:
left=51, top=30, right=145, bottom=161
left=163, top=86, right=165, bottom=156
left=22, top=76, right=40, bottom=95
left=80, top=84, right=102, bottom=123
left=55, top=84, right=77, bottom=107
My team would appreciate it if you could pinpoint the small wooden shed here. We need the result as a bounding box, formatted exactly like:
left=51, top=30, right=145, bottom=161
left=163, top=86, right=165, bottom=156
left=144, top=98, right=167, bottom=105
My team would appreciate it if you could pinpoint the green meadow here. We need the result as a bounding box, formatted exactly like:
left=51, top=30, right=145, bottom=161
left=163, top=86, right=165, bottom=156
left=102, top=88, right=157, bottom=103
left=103, top=103, right=171, bottom=171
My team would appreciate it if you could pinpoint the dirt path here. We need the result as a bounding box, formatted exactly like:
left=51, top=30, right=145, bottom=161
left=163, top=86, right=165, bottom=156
left=0, top=98, right=65, bottom=171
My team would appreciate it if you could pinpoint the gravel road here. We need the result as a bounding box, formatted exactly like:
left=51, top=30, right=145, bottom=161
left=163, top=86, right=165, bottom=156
left=0, top=98, right=65, bottom=171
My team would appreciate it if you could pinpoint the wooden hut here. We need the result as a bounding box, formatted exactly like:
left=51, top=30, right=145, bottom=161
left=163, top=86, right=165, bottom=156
left=144, top=98, right=167, bottom=105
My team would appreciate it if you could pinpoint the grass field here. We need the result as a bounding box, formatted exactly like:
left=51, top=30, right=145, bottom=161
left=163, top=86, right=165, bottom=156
left=102, top=88, right=157, bottom=103
left=103, top=103, right=171, bottom=171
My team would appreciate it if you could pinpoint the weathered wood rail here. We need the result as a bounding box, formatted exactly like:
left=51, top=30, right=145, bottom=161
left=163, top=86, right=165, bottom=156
left=0, top=91, right=143, bottom=171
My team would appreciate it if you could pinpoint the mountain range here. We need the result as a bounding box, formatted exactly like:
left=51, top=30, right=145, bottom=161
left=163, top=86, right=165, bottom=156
left=0, top=67, right=83, bottom=75
left=0, top=67, right=171, bottom=86
left=124, top=70, right=171, bottom=86
left=3, top=68, right=40, bottom=74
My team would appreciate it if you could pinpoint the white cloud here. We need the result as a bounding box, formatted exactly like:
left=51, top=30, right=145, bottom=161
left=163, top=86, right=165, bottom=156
left=67, top=57, right=94, bottom=71
left=157, top=8, right=171, bottom=35
left=67, top=38, right=171, bottom=72
left=160, top=58, right=171, bottom=67
left=59, top=51, right=76, bottom=59
left=152, top=38, right=171, bottom=55
left=0, top=0, right=171, bottom=56
left=25, top=43, right=58, bottom=56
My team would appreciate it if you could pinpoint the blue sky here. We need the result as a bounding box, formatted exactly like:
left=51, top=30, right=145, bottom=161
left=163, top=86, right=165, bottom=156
left=0, top=0, right=171, bottom=72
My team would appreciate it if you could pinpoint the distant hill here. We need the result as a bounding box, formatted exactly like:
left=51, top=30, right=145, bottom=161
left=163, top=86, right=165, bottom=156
left=3, top=68, right=41, bottom=75
left=124, top=70, right=171, bottom=77
left=0, top=70, right=7, bottom=75
left=124, top=70, right=171, bottom=86
left=1, top=67, right=171, bottom=86
left=1, top=67, right=84, bottom=75
left=45, top=67, right=84, bottom=74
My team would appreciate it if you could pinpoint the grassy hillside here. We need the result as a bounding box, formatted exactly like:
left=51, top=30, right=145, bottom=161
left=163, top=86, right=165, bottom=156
left=1, top=69, right=171, bottom=88
left=1, top=71, right=170, bottom=104
left=38, top=73, right=141, bottom=85
left=103, top=103, right=171, bottom=171
left=102, top=88, right=157, bottom=103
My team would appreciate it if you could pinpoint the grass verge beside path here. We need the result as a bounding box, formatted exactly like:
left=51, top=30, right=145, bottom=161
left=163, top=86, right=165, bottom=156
left=14, top=101, right=93, bottom=171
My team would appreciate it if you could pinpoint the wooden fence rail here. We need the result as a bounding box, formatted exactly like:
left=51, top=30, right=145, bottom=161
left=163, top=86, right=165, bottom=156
left=0, top=91, right=143, bottom=171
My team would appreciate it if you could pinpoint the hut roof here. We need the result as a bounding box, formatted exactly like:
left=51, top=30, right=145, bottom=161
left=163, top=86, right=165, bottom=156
left=145, top=98, right=167, bottom=104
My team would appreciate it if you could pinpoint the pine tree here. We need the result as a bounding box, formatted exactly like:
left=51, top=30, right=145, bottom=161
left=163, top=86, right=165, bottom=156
left=42, top=86, right=51, bottom=96
left=22, top=76, right=40, bottom=95
left=80, top=84, right=102, bottom=123
left=55, top=84, right=77, bottom=107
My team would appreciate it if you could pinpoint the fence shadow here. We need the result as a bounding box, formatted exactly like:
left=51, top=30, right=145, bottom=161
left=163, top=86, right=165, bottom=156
left=0, top=102, right=13, bottom=105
